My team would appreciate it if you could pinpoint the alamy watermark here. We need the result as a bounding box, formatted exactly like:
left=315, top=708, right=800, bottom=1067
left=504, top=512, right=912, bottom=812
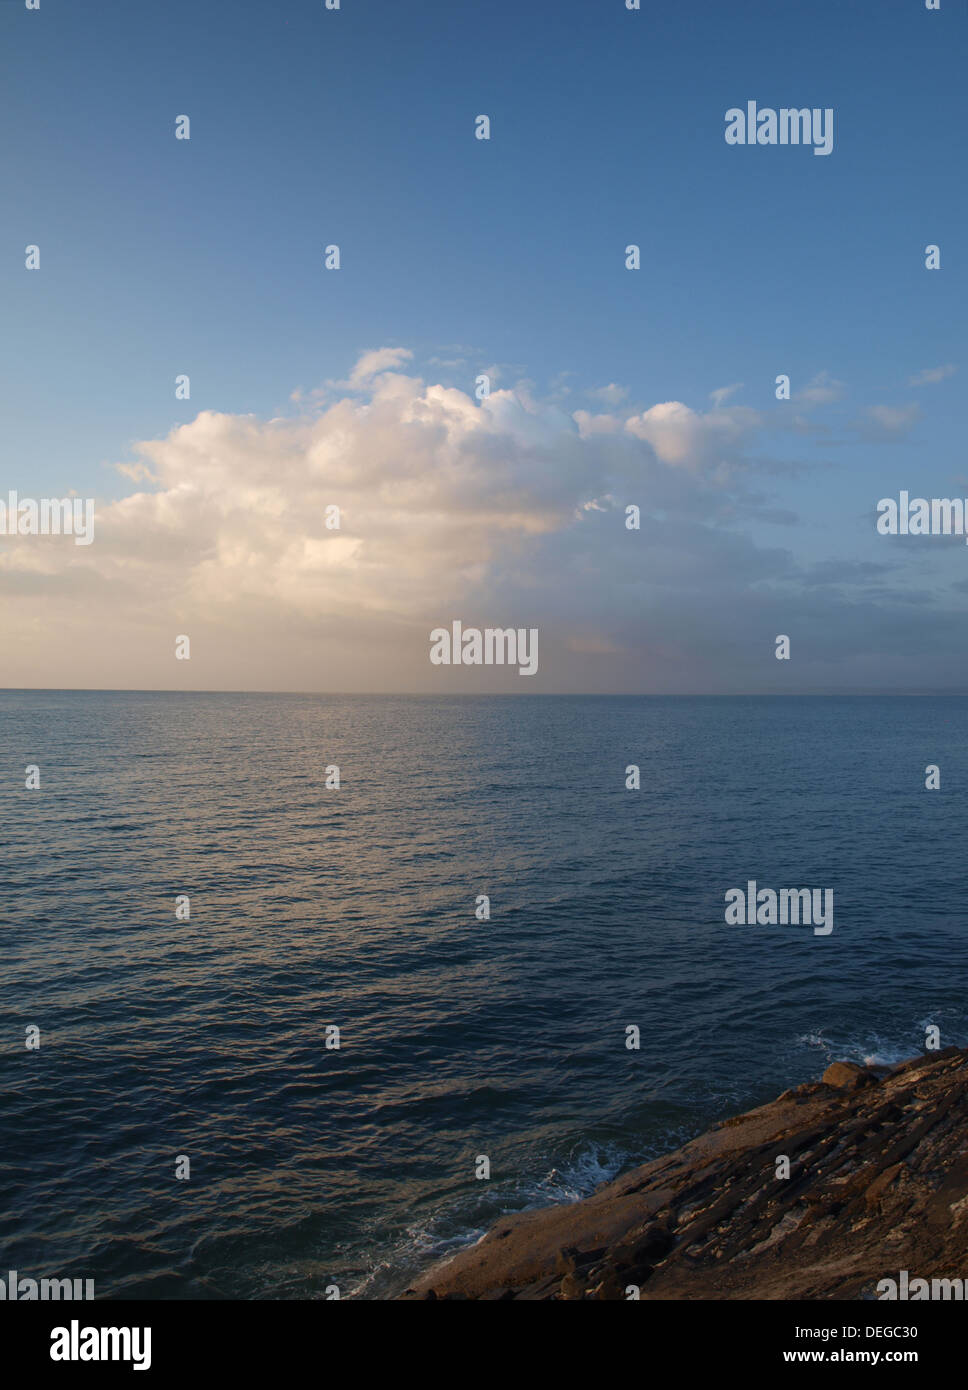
left=877, top=1270, right=967, bottom=1300
left=725, top=101, right=834, bottom=156
left=0, top=491, right=95, bottom=545
left=0, top=1269, right=95, bottom=1300
left=430, top=621, right=539, bottom=676
left=877, top=492, right=968, bottom=542
left=50, top=1321, right=151, bottom=1372
left=725, top=881, right=834, bottom=936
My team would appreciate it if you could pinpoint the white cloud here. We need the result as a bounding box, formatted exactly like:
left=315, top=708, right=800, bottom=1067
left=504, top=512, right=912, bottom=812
left=853, top=403, right=921, bottom=440
left=624, top=401, right=761, bottom=469
left=1, top=351, right=960, bottom=692
left=909, top=364, right=957, bottom=386
left=710, top=382, right=743, bottom=407
left=793, top=371, right=846, bottom=406
left=348, top=346, right=414, bottom=385
left=590, top=383, right=628, bottom=406
left=573, top=409, right=621, bottom=437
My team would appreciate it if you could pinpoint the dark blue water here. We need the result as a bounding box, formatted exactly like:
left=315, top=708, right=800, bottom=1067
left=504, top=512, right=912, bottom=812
left=1, top=693, right=965, bottom=1299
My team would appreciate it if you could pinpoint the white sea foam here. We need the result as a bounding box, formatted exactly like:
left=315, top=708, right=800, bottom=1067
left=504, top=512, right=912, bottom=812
left=797, top=1017, right=967, bottom=1071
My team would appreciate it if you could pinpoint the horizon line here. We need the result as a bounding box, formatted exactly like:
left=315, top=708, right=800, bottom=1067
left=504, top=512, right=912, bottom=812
left=1, top=688, right=967, bottom=699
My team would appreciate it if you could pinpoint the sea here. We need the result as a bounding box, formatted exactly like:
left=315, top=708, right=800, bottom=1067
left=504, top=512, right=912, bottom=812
left=1, top=692, right=965, bottom=1299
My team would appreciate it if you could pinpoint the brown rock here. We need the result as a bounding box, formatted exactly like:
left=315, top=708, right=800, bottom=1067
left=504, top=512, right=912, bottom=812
left=822, top=1061, right=873, bottom=1090
left=558, top=1272, right=586, bottom=1300
left=591, top=1271, right=626, bottom=1301
left=555, top=1247, right=579, bottom=1275
left=400, top=1048, right=968, bottom=1302
left=612, top=1224, right=674, bottom=1268
left=864, top=1163, right=904, bottom=1210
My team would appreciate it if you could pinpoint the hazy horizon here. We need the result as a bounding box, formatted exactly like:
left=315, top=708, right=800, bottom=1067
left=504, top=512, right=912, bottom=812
left=4, top=687, right=968, bottom=697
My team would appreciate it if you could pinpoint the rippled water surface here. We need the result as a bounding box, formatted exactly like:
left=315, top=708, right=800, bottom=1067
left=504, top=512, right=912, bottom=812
left=1, top=692, right=966, bottom=1298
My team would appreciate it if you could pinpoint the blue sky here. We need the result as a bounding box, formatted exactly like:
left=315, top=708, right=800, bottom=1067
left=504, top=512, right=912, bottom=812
left=1, top=0, right=966, bottom=691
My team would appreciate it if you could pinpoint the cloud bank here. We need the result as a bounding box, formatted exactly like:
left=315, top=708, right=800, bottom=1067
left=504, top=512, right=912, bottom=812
left=1, top=350, right=965, bottom=692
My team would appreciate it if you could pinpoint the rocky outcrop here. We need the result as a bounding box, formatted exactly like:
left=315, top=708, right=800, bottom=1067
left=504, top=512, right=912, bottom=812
left=402, top=1047, right=968, bottom=1300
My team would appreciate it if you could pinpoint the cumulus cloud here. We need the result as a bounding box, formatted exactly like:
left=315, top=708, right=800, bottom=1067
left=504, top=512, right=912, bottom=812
left=1, top=348, right=965, bottom=692
left=572, top=409, right=621, bottom=437
left=290, top=347, right=417, bottom=405
left=624, top=401, right=762, bottom=470
left=348, top=346, right=414, bottom=385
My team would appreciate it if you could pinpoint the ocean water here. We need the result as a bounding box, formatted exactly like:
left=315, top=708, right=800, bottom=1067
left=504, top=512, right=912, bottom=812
left=1, top=692, right=965, bottom=1300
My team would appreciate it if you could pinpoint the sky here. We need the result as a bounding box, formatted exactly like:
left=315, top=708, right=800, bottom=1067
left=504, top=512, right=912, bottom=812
left=1, top=0, right=966, bottom=692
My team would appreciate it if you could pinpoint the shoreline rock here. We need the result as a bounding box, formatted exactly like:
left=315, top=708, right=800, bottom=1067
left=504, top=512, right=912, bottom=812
left=401, top=1047, right=968, bottom=1300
